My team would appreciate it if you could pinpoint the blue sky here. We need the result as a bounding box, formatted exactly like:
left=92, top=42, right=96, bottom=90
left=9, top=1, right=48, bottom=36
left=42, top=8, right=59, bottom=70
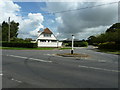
left=15, top=2, right=58, bottom=33
left=15, top=2, right=46, bottom=13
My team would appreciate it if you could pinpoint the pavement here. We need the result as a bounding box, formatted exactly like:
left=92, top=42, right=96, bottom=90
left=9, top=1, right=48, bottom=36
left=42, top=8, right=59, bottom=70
left=1, top=46, right=119, bottom=88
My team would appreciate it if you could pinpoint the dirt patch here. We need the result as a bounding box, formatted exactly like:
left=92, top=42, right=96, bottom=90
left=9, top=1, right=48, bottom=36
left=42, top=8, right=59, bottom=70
left=56, top=53, right=89, bottom=58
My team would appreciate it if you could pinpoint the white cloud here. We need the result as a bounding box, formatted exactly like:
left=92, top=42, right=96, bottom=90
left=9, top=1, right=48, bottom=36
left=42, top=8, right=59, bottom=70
left=55, top=17, right=63, bottom=24
left=0, top=0, right=44, bottom=39
left=45, top=2, right=118, bottom=40
left=29, top=24, right=44, bottom=37
left=19, top=13, right=44, bottom=38
left=0, top=0, right=21, bottom=23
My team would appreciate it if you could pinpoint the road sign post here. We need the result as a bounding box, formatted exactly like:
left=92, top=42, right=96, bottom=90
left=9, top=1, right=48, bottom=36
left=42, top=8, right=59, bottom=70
left=71, top=35, right=74, bottom=54
left=8, top=17, right=10, bottom=42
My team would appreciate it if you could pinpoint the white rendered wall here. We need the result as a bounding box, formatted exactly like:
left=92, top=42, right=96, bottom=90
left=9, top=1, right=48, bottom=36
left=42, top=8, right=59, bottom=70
left=37, top=34, right=57, bottom=40
left=38, top=41, right=62, bottom=47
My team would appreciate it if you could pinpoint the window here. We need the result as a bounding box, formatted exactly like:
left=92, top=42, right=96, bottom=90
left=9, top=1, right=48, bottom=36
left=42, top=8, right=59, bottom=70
left=51, top=40, right=57, bottom=42
left=48, top=40, right=50, bottom=42
left=44, top=34, right=51, bottom=37
left=40, top=40, right=46, bottom=42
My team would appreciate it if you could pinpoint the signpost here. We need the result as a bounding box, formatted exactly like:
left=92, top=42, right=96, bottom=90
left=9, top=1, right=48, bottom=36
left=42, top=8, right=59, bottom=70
left=8, top=17, right=10, bottom=42
left=71, top=35, right=74, bottom=54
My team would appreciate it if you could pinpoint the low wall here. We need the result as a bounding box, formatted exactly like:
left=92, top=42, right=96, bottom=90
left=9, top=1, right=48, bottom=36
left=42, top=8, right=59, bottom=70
left=38, top=42, right=62, bottom=47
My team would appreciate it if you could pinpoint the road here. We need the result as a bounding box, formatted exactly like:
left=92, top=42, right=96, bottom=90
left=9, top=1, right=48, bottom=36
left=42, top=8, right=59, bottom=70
left=2, top=46, right=119, bottom=88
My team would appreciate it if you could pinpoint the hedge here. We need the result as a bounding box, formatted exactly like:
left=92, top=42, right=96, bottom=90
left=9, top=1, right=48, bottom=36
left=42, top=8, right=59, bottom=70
left=64, top=41, right=88, bottom=47
left=98, top=42, right=120, bottom=50
left=1, top=42, right=37, bottom=48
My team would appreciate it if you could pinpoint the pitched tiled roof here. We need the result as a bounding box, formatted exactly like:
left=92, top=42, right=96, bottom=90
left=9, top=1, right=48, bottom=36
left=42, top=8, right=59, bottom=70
left=42, top=28, right=53, bottom=34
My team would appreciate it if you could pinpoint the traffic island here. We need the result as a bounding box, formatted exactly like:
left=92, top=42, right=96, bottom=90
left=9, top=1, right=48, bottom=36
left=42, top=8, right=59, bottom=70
left=56, top=53, right=89, bottom=58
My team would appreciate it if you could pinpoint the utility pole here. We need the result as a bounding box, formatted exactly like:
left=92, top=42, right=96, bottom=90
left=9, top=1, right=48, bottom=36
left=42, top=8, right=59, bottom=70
left=8, top=17, right=10, bottom=42
left=71, top=35, right=74, bottom=54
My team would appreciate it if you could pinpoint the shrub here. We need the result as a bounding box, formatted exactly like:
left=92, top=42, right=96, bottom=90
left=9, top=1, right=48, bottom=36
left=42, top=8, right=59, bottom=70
left=92, top=43, right=99, bottom=46
left=1, top=41, right=37, bottom=48
left=98, top=42, right=120, bottom=50
left=79, top=41, right=88, bottom=47
left=64, top=41, right=88, bottom=47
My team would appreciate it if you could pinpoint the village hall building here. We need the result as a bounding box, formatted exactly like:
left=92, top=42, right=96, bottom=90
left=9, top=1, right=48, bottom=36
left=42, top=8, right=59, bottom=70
left=35, top=28, right=62, bottom=47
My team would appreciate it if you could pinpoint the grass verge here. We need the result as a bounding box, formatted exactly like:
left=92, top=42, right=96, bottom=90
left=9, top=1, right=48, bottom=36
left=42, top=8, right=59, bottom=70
left=0, top=47, right=55, bottom=50
left=0, top=47, right=72, bottom=50
left=59, top=47, right=72, bottom=50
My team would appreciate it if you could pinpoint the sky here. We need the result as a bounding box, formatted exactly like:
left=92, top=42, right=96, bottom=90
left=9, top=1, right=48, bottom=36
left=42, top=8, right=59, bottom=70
left=0, top=0, right=119, bottom=40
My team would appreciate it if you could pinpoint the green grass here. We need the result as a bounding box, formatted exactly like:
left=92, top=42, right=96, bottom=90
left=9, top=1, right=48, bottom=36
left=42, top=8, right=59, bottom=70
left=59, top=47, right=72, bottom=50
left=97, top=49, right=120, bottom=55
left=0, top=46, right=72, bottom=50
left=0, top=47, right=55, bottom=50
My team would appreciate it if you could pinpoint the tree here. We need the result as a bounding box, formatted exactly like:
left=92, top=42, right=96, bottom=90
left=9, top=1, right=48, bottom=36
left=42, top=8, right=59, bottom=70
left=10, top=21, right=19, bottom=40
left=87, top=35, right=97, bottom=45
left=25, top=38, right=33, bottom=42
left=0, top=24, right=2, bottom=41
left=2, top=21, right=19, bottom=41
left=87, top=23, right=120, bottom=45
left=106, top=23, right=120, bottom=32
left=2, top=21, right=9, bottom=41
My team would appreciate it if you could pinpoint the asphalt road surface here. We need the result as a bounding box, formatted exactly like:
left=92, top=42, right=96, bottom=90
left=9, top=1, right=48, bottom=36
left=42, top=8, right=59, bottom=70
left=2, top=46, right=119, bottom=88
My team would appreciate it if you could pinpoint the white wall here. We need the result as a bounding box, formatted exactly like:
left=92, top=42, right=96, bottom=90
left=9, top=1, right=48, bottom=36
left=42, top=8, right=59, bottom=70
left=38, top=41, right=62, bottom=47
left=37, top=33, right=62, bottom=47
left=37, top=34, right=57, bottom=40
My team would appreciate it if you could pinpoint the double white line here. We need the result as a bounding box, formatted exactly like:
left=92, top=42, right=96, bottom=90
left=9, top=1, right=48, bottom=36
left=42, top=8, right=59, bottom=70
left=7, top=55, right=52, bottom=63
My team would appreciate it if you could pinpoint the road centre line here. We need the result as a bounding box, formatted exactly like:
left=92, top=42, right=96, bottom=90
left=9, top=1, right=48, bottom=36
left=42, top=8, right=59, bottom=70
left=7, top=55, right=27, bottom=59
left=29, top=58, right=52, bottom=63
left=11, top=78, right=22, bottom=83
left=78, top=65, right=119, bottom=72
left=0, top=71, right=3, bottom=76
left=7, top=55, right=52, bottom=63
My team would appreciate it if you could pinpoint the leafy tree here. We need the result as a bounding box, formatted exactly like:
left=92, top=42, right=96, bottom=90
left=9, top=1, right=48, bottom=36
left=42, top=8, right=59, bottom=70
left=87, top=23, right=120, bottom=49
left=106, top=23, right=120, bottom=32
left=2, top=21, right=9, bottom=41
left=25, top=38, right=33, bottom=42
left=0, top=25, right=2, bottom=41
left=2, top=21, right=19, bottom=41
left=87, top=35, right=97, bottom=45
left=10, top=21, right=19, bottom=40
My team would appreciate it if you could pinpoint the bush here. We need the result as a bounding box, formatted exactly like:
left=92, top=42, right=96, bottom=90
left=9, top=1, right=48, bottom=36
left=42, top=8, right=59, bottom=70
left=98, top=42, right=120, bottom=50
left=64, top=41, right=88, bottom=47
left=1, top=41, right=37, bottom=48
left=79, top=41, right=88, bottom=47
left=92, top=43, right=99, bottom=46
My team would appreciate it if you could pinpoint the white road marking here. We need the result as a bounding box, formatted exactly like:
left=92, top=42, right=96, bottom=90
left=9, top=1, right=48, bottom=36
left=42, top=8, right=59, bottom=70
left=78, top=65, right=119, bottom=72
left=46, top=54, right=51, bottom=56
left=8, top=55, right=27, bottom=59
left=7, top=55, right=52, bottom=63
left=29, top=58, right=52, bottom=63
left=0, top=71, right=2, bottom=76
left=11, top=78, right=22, bottom=83
left=98, top=60, right=106, bottom=63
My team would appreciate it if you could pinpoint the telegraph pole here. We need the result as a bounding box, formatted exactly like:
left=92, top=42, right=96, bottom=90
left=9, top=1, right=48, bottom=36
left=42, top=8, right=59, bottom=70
left=8, top=17, right=10, bottom=42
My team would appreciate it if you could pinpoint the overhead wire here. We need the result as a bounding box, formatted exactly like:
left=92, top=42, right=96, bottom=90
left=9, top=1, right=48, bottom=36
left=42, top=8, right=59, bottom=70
left=41, top=2, right=118, bottom=15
